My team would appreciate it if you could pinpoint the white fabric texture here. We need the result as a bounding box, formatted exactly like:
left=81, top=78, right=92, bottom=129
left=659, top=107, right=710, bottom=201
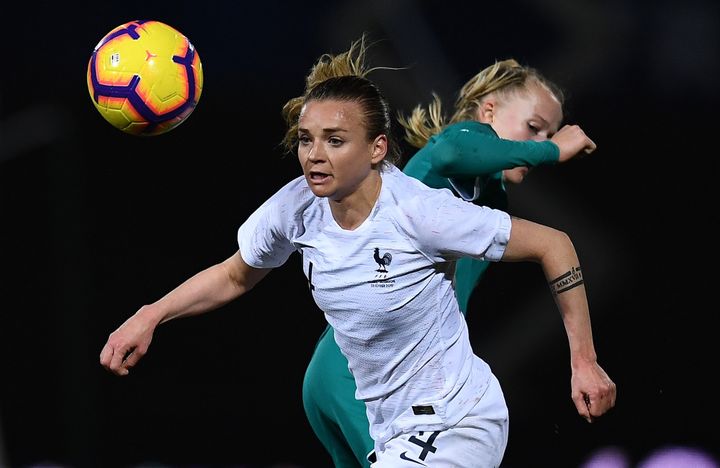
left=237, top=165, right=511, bottom=444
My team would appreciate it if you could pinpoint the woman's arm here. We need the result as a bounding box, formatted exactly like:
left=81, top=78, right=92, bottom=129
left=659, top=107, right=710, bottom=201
left=502, top=217, right=616, bottom=422
left=99, top=251, right=271, bottom=376
left=427, top=121, right=595, bottom=177
left=429, top=122, right=559, bottom=177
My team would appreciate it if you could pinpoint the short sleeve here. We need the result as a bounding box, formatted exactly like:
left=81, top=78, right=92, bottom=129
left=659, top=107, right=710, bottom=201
left=411, top=190, right=511, bottom=262
left=237, top=191, right=298, bottom=269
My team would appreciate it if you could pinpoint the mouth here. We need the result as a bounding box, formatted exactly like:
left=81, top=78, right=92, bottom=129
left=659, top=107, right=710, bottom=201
left=308, top=171, right=330, bottom=183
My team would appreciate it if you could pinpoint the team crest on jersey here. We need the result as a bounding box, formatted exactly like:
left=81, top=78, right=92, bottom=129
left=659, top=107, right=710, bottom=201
left=369, top=247, right=395, bottom=287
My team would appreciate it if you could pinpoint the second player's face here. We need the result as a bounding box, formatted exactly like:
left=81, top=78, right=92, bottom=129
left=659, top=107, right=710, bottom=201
left=297, top=99, right=378, bottom=201
left=491, top=84, right=563, bottom=142
left=485, top=85, right=563, bottom=185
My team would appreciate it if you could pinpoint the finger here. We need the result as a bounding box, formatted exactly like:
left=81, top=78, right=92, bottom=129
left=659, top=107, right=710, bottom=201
left=574, top=394, right=593, bottom=423
left=606, top=380, right=617, bottom=407
left=583, top=139, right=597, bottom=154
left=109, top=345, right=131, bottom=375
left=122, top=347, right=144, bottom=370
left=584, top=394, right=595, bottom=423
left=99, top=343, right=113, bottom=367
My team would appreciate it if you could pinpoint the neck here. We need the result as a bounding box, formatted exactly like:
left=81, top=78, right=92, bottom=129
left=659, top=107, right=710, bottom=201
left=329, top=172, right=382, bottom=230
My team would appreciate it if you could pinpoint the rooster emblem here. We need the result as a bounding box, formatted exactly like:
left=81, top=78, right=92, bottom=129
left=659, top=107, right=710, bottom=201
left=373, top=248, right=392, bottom=272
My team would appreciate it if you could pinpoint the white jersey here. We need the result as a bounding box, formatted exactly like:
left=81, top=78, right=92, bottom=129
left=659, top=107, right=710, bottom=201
left=237, top=165, right=511, bottom=444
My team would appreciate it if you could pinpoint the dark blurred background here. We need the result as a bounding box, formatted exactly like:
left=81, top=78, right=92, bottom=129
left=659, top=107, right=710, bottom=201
left=1, top=1, right=718, bottom=467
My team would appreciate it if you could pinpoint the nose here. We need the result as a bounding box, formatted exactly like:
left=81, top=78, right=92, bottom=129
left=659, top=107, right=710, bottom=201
left=307, top=142, right=325, bottom=162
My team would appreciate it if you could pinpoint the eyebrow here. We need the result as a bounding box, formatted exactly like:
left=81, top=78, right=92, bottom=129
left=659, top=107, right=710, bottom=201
left=530, top=114, right=549, bottom=125
left=530, top=114, right=561, bottom=132
left=298, top=127, right=349, bottom=134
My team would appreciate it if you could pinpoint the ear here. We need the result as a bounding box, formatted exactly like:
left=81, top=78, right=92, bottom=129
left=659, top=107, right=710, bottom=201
left=476, top=100, right=495, bottom=124
left=370, top=134, right=388, bottom=164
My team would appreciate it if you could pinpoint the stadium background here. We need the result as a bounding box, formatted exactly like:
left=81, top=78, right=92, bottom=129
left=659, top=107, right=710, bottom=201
left=1, top=1, right=718, bottom=466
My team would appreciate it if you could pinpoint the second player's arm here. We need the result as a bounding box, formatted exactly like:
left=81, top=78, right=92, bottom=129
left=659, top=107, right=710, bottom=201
left=429, top=122, right=559, bottom=177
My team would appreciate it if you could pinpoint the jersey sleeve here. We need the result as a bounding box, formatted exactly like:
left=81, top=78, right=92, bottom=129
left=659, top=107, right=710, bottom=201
left=403, top=187, right=512, bottom=262
left=425, top=121, right=559, bottom=177
left=237, top=182, right=301, bottom=269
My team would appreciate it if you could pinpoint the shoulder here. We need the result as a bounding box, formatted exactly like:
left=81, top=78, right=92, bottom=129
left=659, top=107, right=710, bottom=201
left=248, top=175, right=317, bottom=229
left=382, top=166, right=509, bottom=258
left=268, top=175, right=315, bottom=209
left=383, top=165, right=460, bottom=217
left=275, top=174, right=311, bottom=196
left=237, top=175, right=314, bottom=252
left=437, top=121, right=497, bottom=139
left=385, top=165, right=452, bottom=196
left=420, top=121, right=499, bottom=157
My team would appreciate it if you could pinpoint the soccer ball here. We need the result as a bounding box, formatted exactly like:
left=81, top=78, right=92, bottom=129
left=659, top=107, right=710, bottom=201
left=87, top=20, right=203, bottom=136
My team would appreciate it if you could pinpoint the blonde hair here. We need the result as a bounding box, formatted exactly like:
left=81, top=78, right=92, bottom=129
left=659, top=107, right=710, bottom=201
left=398, top=59, right=565, bottom=148
left=281, top=34, right=402, bottom=165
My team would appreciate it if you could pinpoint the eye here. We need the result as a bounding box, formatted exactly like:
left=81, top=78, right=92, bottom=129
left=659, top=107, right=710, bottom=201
left=328, top=136, right=344, bottom=146
left=527, top=123, right=540, bottom=134
left=298, top=134, right=311, bottom=145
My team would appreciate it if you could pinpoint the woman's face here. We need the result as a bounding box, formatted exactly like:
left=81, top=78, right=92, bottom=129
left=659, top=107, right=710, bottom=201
left=297, top=99, right=385, bottom=201
left=477, top=84, right=563, bottom=184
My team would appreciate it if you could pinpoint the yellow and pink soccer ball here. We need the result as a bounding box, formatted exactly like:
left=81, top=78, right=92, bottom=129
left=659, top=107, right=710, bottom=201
left=87, top=20, right=203, bottom=136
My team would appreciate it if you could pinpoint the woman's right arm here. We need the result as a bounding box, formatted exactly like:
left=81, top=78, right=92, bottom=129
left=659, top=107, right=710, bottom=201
left=99, top=251, right=271, bottom=376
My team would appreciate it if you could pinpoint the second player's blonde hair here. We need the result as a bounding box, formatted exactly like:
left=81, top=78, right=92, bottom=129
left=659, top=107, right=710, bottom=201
left=398, top=59, right=565, bottom=149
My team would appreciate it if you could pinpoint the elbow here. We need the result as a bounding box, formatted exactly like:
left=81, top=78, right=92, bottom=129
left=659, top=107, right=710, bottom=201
left=223, top=252, right=259, bottom=296
left=555, top=229, right=573, bottom=248
left=542, top=229, right=577, bottom=264
left=547, top=227, right=573, bottom=251
left=505, top=219, right=577, bottom=264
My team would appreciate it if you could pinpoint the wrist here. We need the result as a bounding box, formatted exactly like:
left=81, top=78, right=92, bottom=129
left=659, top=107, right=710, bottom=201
left=135, top=304, right=165, bottom=328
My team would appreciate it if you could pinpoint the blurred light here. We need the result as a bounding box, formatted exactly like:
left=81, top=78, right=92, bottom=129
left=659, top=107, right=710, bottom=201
left=580, top=446, right=630, bottom=468
left=638, top=446, right=719, bottom=468
left=581, top=445, right=719, bottom=468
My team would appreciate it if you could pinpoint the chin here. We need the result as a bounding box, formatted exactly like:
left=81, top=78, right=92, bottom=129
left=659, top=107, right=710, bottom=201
left=311, top=185, right=338, bottom=199
left=308, top=186, right=328, bottom=198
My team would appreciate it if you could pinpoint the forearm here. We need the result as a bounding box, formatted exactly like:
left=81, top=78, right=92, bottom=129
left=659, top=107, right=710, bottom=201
left=549, top=270, right=597, bottom=364
left=431, top=124, right=558, bottom=177
left=504, top=218, right=598, bottom=363
left=499, top=218, right=616, bottom=420
left=100, top=252, right=267, bottom=376
left=541, top=237, right=597, bottom=364
left=139, top=251, right=263, bottom=327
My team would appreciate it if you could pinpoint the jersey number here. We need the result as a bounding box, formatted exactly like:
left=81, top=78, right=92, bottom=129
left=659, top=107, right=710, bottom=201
left=302, top=251, right=315, bottom=291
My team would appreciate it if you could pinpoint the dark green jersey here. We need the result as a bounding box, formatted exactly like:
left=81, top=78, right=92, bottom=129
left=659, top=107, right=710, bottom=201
left=402, top=120, right=559, bottom=314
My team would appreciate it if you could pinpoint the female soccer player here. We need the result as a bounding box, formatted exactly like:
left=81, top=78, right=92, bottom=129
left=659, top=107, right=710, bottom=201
left=301, top=45, right=608, bottom=467
left=100, top=36, right=615, bottom=467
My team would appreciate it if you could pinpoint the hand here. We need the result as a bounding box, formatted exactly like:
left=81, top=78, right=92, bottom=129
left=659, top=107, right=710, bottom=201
left=552, top=124, right=597, bottom=162
left=570, top=360, right=616, bottom=423
left=99, top=307, right=157, bottom=376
